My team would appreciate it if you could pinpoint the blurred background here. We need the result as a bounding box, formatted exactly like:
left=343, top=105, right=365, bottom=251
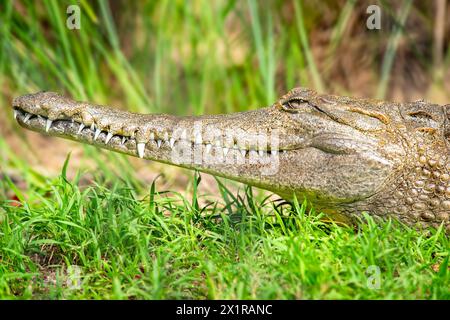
left=1, top=0, right=450, bottom=199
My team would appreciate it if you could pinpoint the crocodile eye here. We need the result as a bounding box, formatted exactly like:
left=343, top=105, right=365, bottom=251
left=407, top=111, right=433, bottom=120
left=281, top=98, right=310, bottom=113
left=406, top=111, right=438, bottom=131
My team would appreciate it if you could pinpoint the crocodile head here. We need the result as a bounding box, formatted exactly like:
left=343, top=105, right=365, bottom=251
left=12, top=88, right=450, bottom=230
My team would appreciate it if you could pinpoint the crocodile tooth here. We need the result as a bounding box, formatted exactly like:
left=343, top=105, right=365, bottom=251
left=271, top=150, right=278, bottom=156
left=169, top=138, right=175, bottom=148
left=77, top=123, right=85, bottom=134
left=240, top=149, right=247, bottom=157
left=45, top=119, right=52, bottom=132
left=121, top=136, right=127, bottom=145
left=94, top=128, right=101, bottom=140
left=205, top=144, right=212, bottom=154
left=13, top=110, right=18, bottom=119
left=38, top=115, right=44, bottom=121
left=249, top=150, right=258, bottom=158
left=223, top=147, right=229, bottom=156
left=105, top=132, right=113, bottom=144
left=156, top=140, right=162, bottom=148
left=23, top=113, right=32, bottom=123
left=163, top=132, right=169, bottom=142
left=149, top=132, right=155, bottom=141
left=90, top=123, right=95, bottom=131
left=137, top=143, right=145, bottom=158
left=258, top=150, right=264, bottom=157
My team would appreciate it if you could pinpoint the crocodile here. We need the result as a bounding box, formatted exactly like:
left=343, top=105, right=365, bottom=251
left=12, top=87, right=450, bottom=232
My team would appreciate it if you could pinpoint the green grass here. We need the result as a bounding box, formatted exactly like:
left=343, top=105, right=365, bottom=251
left=0, top=1, right=449, bottom=299
left=0, top=156, right=448, bottom=299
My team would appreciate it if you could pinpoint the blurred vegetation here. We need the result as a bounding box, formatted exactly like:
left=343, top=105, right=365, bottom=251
left=2, top=0, right=450, bottom=112
left=3, top=0, right=450, bottom=175
left=0, top=0, right=448, bottom=299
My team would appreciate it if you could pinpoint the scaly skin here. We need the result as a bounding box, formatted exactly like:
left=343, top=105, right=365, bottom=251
left=12, top=88, right=450, bottom=231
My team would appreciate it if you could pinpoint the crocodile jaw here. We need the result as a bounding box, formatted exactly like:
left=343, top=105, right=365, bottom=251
left=13, top=92, right=301, bottom=181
